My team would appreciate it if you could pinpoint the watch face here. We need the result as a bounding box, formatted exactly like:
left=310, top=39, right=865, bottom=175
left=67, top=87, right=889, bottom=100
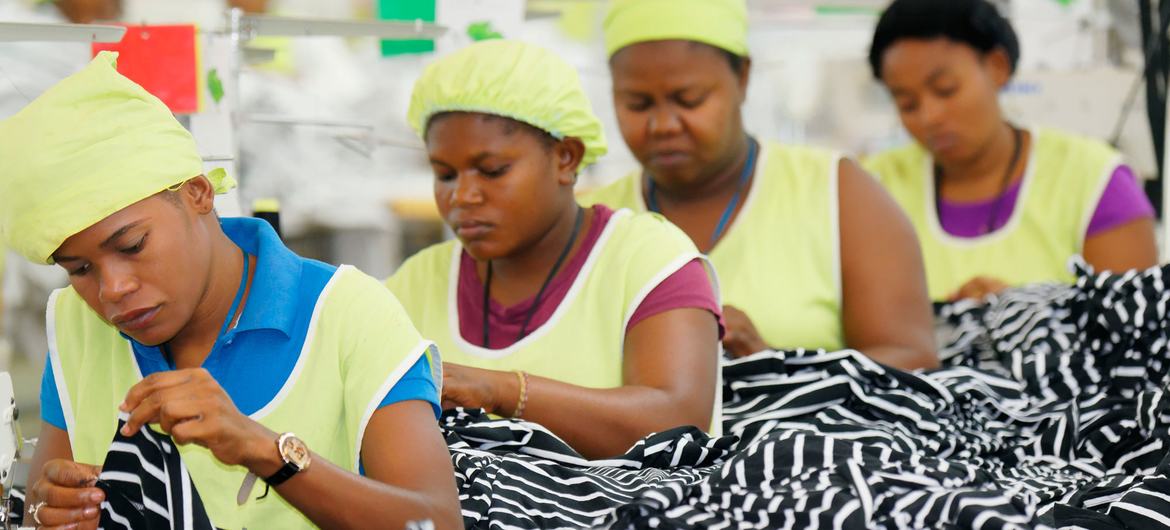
left=279, top=435, right=311, bottom=470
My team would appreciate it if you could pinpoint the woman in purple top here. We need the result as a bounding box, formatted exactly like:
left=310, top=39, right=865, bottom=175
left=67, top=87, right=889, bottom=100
left=864, top=0, right=1158, bottom=301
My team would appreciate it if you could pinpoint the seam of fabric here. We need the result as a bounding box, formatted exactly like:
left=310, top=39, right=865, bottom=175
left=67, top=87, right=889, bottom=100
left=46, top=288, right=77, bottom=444
left=619, top=253, right=707, bottom=346
left=447, top=209, right=631, bottom=359
left=925, top=125, right=1042, bottom=249
left=249, top=265, right=345, bottom=420
left=830, top=153, right=843, bottom=310
left=352, top=339, right=431, bottom=472
left=1077, top=154, right=1125, bottom=250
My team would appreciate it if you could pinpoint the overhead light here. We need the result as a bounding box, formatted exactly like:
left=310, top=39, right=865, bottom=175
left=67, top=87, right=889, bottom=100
left=0, top=21, right=126, bottom=43
left=237, top=14, right=447, bottom=40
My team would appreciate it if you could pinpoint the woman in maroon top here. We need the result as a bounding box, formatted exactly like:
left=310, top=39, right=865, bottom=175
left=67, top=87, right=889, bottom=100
left=387, top=40, right=725, bottom=459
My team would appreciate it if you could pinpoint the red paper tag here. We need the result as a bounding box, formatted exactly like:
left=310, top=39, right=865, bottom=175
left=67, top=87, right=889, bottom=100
left=93, top=25, right=200, bottom=114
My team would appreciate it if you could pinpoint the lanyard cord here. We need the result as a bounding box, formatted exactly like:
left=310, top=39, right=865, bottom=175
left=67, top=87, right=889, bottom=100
left=163, top=247, right=249, bottom=367
left=934, top=125, right=1023, bottom=235
left=647, top=136, right=759, bottom=250
left=482, top=206, right=585, bottom=347
left=219, top=247, right=251, bottom=337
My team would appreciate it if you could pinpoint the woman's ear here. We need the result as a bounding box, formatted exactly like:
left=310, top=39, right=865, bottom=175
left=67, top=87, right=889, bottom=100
left=737, top=56, right=753, bottom=104
left=183, top=175, right=217, bottom=215
left=555, top=137, right=587, bottom=186
left=984, top=48, right=1012, bottom=90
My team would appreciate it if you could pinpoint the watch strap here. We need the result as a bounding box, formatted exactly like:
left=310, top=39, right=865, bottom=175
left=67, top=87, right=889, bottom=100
left=263, top=462, right=300, bottom=487
left=262, top=432, right=306, bottom=487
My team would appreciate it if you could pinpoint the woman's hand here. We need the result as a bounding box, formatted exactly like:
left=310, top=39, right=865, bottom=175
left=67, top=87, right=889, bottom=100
left=120, top=368, right=279, bottom=476
left=949, top=276, right=1009, bottom=302
left=722, top=305, right=769, bottom=358
left=441, top=363, right=518, bottom=416
left=27, top=459, right=103, bottom=530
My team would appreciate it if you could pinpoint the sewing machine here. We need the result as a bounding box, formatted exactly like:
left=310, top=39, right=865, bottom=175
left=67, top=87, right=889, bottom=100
left=0, top=373, right=23, bottom=529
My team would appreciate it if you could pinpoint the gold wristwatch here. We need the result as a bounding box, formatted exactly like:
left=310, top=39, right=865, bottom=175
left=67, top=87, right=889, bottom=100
left=263, top=432, right=311, bottom=487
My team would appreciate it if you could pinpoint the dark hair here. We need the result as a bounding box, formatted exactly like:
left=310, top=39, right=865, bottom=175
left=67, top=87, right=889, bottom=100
left=868, top=0, right=1020, bottom=80
left=681, top=41, right=747, bottom=75
left=427, top=111, right=558, bottom=151
left=160, top=189, right=183, bottom=206
left=156, top=181, right=187, bottom=207
left=722, top=49, right=747, bottom=75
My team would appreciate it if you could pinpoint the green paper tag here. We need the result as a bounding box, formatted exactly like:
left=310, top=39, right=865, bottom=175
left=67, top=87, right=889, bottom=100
left=378, top=0, right=437, bottom=56
left=206, top=68, right=224, bottom=105
left=467, top=21, right=503, bottom=41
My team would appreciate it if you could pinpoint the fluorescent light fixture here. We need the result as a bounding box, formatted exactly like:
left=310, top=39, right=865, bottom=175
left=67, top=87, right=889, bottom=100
left=238, top=15, right=446, bottom=39
left=0, top=21, right=126, bottom=43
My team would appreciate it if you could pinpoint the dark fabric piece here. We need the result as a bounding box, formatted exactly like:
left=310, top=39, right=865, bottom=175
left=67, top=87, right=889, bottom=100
left=97, top=414, right=215, bottom=530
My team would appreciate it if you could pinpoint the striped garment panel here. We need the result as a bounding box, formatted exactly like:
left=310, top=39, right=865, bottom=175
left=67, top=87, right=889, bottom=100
left=72, top=257, right=1170, bottom=530
left=97, top=413, right=215, bottom=530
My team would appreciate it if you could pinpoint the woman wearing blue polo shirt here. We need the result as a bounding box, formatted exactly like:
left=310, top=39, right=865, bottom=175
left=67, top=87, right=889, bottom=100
left=5, top=53, right=461, bottom=529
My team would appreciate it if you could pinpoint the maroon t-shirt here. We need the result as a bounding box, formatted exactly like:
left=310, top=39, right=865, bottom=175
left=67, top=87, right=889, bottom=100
left=457, top=205, right=724, bottom=349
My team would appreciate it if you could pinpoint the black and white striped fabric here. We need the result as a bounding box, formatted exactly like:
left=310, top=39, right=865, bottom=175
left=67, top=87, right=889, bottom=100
left=75, top=259, right=1170, bottom=529
left=97, top=413, right=215, bottom=530
left=443, top=259, right=1170, bottom=529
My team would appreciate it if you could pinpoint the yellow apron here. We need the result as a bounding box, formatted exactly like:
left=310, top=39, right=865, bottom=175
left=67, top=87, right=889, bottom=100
left=864, top=127, right=1120, bottom=300
left=49, top=266, right=434, bottom=529
left=387, top=209, right=722, bottom=432
left=583, top=142, right=845, bottom=351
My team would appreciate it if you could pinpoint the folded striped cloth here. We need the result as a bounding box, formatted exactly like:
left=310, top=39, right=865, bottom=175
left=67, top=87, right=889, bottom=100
left=97, top=412, right=215, bottom=530
left=442, top=259, right=1170, bottom=529
left=86, top=258, right=1170, bottom=530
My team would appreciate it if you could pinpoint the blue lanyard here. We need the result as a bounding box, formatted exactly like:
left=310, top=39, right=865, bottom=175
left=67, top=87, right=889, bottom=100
left=646, top=136, right=759, bottom=249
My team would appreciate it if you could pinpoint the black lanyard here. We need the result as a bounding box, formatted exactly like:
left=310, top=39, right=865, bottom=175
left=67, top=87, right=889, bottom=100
left=934, top=126, right=1023, bottom=235
left=482, top=206, right=585, bottom=347
left=162, top=247, right=249, bottom=367
left=646, top=136, right=759, bottom=250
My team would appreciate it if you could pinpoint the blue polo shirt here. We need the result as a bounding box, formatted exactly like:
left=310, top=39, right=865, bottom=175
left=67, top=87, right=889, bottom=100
left=41, top=217, right=439, bottom=431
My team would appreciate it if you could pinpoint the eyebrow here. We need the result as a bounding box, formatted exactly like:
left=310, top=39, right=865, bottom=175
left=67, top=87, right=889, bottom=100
left=890, top=66, right=950, bottom=97
left=429, top=152, right=501, bottom=168
left=100, top=221, right=145, bottom=249
left=437, top=152, right=495, bottom=162
left=471, top=152, right=498, bottom=164
left=617, top=83, right=705, bottom=96
left=53, top=221, right=145, bottom=262
left=925, top=66, right=950, bottom=85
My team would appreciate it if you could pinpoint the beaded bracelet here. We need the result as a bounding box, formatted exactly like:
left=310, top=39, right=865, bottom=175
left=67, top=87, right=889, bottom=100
left=512, top=370, right=529, bottom=419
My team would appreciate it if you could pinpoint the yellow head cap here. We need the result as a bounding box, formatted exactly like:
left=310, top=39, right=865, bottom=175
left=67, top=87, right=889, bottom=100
left=604, top=0, right=749, bottom=57
left=407, top=40, right=607, bottom=168
left=0, top=51, right=234, bottom=264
